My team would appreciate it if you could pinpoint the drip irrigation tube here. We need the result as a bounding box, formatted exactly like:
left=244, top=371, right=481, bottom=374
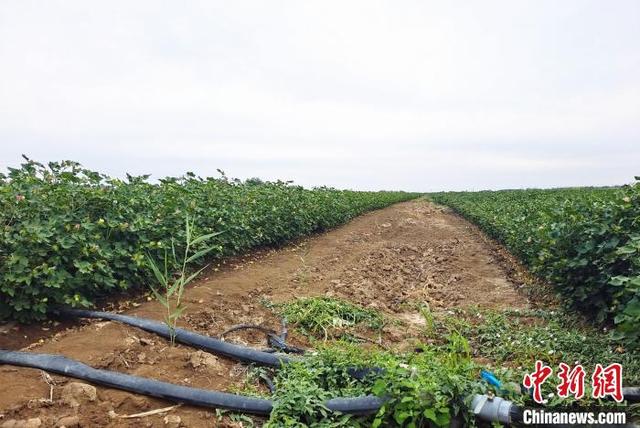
left=58, top=308, right=291, bottom=368
left=0, top=349, right=384, bottom=416
left=623, top=387, right=640, bottom=403
left=0, top=349, right=272, bottom=414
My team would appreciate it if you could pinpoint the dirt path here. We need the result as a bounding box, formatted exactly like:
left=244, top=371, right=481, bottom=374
left=0, top=199, right=529, bottom=427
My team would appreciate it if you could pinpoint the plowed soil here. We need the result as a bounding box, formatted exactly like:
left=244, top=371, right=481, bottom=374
left=0, top=200, right=530, bottom=427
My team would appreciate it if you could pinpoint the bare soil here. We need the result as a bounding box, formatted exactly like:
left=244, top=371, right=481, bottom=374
left=0, top=200, right=531, bottom=427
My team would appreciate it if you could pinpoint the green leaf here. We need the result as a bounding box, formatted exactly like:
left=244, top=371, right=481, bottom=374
left=616, top=245, right=637, bottom=255
left=423, top=408, right=437, bottom=421
left=394, top=411, right=410, bottom=424
left=146, top=255, right=167, bottom=288
left=166, top=278, right=182, bottom=298
left=623, top=298, right=640, bottom=317
left=147, top=283, right=167, bottom=306
left=185, top=247, right=215, bottom=264
left=190, top=231, right=224, bottom=246
left=182, top=265, right=208, bottom=287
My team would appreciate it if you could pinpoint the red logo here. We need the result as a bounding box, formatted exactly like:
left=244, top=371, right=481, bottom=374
left=592, top=363, right=623, bottom=402
left=523, top=362, right=624, bottom=403
left=523, top=360, right=553, bottom=403
left=557, top=363, right=586, bottom=399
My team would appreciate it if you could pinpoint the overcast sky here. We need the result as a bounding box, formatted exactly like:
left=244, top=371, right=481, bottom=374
left=1, top=1, right=638, bottom=191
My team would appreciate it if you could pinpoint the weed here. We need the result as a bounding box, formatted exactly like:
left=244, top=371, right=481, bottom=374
left=146, top=214, right=220, bottom=344
left=418, top=303, right=435, bottom=336
left=248, top=303, right=639, bottom=426
left=276, top=297, right=384, bottom=339
left=470, top=308, right=640, bottom=383
left=215, top=409, right=257, bottom=427
left=294, top=246, right=311, bottom=287
left=458, top=307, right=640, bottom=411
left=229, top=366, right=272, bottom=398
left=266, top=338, right=484, bottom=427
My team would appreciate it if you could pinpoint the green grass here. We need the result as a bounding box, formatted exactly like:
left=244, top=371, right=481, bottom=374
left=276, top=297, right=385, bottom=339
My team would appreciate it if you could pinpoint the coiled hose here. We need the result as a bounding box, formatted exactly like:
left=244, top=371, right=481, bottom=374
left=0, top=349, right=384, bottom=416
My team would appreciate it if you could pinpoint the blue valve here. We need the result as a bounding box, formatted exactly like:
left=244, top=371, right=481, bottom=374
left=481, top=369, right=503, bottom=389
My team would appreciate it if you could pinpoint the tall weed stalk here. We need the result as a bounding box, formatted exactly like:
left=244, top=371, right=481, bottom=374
left=146, top=214, right=220, bottom=344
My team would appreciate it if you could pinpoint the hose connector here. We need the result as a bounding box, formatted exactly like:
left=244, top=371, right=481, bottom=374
left=471, top=394, right=518, bottom=424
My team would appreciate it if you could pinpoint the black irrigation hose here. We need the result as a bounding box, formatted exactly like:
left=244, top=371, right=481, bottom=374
left=0, top=349, right=272, bottom=414
left=623, top=387, right=640, bottom=403
left=324, top=396, right=385, bottom=416
left=0, top=349, right=384, bottom=416
left=266, top=334, right=306, bottom=354
left=50, top=308, right=386, bottom=415
left=220, top=324, right=305, bottom=354
left=58, top=308, right=291, bottom=368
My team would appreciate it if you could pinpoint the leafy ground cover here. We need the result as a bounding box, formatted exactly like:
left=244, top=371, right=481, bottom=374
left=429, top=183, right=640, bottom=348
left=266, top=337, right=481, bottom=428
left=235, top=301, right=638, bottom=427
left=0, top=158, right=419, bottom=321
